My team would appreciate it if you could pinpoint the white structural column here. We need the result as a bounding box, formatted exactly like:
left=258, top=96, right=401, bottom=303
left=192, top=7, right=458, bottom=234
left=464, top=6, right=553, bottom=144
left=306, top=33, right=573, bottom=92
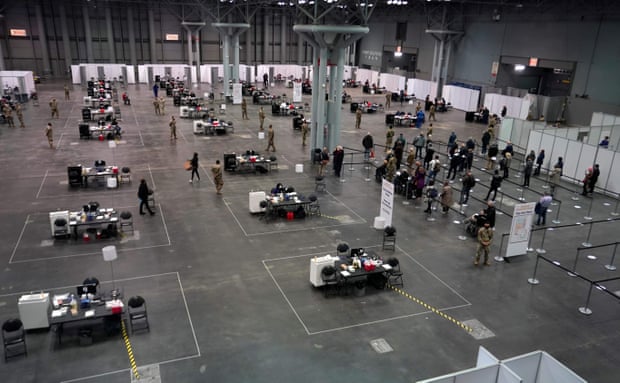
left=82, top=5, right=94, bottom=62
left=35, top=4, right=52, bottom=74
left=293, top=25, right=368, bottom=157
left=182, top=22, right=206, bottom=82
left=280, top=14, right=287, bottom=63
left=263, top=13, right=269, bottom=63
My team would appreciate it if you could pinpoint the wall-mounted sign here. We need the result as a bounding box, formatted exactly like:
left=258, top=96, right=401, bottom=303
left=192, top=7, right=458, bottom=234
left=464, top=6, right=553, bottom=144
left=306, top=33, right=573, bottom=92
left=529, top=57, right=538, bottom=67
left=10, top=29, right=27, bottom=37
left=361, top=50, right=382, bottom=62
left=491, top=61, right=499, bottom=77
left=165, top=34, right=179, bottom=41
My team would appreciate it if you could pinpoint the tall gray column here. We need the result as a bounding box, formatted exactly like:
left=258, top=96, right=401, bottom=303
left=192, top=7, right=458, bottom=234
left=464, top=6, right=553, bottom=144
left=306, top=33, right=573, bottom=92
left=0, top=40, right=5, bottom=70
left=233, top=34, right=240, bottom=82
left=213, top=23, right=249, bottom=91
left=222, top=35, right=230, bottom=95
left=35, top=4, right=52, bottom=75
left=105, top=7, right=116, bottom=62
left=127, top=7, right=137, bottom=67
left=328, top=49, right=345, bottom=148
left=245, top=29, right=252, bottom=65
left=186, top=31, right=194, bottom=65
left=280, top=14, right=287, bottom=63
left=263, top=13, right=269, bottom=63
left=297, top=34, right=304, bottom=65
left=195, top=31, right=201, bottom=70
left=59, top=4, right=72, bottom=73
left=148, top=8, right=157, bottom=63
left=82, top=5, right=94, bottom=62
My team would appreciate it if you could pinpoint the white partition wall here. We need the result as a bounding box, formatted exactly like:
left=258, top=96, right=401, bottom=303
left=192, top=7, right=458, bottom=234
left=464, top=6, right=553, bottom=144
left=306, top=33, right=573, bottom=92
left=257, top=64, right=304, bottom=82
left=137, top=64, right=190, bottom=83
left=356, top=68, right=380, bottom=86
left=483, top=93, right=530, bottom=119
left=379, top=73, right=406, bottom=92
left=71, top=64, right=134, bottom=84
left=442, top=85, right=479, bottom=112
left=418, top=347, right=586, bottom=383
left=408, top=79, right=438, bottom=100
left=0, top=71, right=36, bottom=95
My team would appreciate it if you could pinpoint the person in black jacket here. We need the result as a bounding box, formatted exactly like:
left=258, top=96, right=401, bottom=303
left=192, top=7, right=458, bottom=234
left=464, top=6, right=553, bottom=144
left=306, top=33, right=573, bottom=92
left=522, top=158, right=533, bottom=187
left=138, top=179, right=155, bottom=215
left=362, top=132, right=374, bottom=161
left=481, top=130, right=491, bottom=155
left=483, top=201, right=496, bottom=228
left=486, top=143, right=499, bottom=170
left=460, top=170, right=476, bottom=205
left=486, top=169, right=503, bottom=201
left=189, top=152, right=200, bottom=183
left=332, top=146, right=345, bottom=178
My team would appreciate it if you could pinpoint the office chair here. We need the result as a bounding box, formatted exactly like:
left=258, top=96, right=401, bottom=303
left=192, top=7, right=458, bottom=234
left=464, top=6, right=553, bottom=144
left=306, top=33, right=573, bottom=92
left=307, top=194, right=321, bottom=217
left=269, top=155, right=278, bottom=171
left=83, top=277, right=100, bottom=291
left=383, top=226, right=396, bottom=251
left=320, top=266, right=341, bottom=298
left=337, top=243, right=349, bottom=257
left=119, top=211, right=133, bottom=233
left=53, top=218, right=69, bottom=238
left=386, top=257, right=404, bottom=288
left=2, top=319, right=27, bottom=361
left=315, top=176, right=326, bottom=192
left=120, top=167, right=131, bottom=184
left=127, top=296, right=150, bottom=334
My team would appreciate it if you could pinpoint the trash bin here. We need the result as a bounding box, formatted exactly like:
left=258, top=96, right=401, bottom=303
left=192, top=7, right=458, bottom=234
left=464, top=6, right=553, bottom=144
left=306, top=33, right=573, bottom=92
left=353, top=281, right=366, bottom=296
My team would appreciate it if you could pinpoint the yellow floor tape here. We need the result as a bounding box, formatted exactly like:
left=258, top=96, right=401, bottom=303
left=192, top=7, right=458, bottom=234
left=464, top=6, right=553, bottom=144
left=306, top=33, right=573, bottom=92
left=121, top=320, right=140, bottom=380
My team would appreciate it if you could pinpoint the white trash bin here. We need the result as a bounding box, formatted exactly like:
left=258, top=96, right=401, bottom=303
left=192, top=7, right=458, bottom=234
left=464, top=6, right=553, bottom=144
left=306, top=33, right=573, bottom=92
left=295, top=164, right=303, bottom=173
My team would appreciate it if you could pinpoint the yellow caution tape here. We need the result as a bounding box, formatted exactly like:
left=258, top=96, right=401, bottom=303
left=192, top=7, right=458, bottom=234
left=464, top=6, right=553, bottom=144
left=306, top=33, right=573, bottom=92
left=121, top=320, right=140, bottom=379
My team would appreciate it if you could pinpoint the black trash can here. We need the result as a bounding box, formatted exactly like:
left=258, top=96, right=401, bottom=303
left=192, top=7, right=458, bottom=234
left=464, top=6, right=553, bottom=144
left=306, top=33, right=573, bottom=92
left=465, top=111, right=475, bottom=122
left=385, top=113, right=395, bottom=125
left=350, top=102, right=359, bottom=113
left=155, top=75, right=161, bottom=83
left=82, top=108, right=92, bottom=121
left=293, top=116, right=303, bottom=130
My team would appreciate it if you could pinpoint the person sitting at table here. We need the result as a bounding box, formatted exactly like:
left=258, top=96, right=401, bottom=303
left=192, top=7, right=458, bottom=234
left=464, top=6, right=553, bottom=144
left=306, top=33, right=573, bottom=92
left=94, top=160, right=106, bottom=171
left=111, top=119, right=122, bottom=138
left=271, top=183, right=285, bottom=195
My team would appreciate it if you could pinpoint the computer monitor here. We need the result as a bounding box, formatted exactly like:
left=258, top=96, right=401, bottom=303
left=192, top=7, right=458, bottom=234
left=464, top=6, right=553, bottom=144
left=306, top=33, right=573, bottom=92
left=350, top=248, right=365, bottom=257
left=76, top=283, right=97, bottom=296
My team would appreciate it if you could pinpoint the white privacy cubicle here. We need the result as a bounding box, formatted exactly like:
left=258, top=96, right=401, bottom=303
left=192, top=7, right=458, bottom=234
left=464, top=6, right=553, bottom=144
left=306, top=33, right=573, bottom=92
left=71, top=64, right=135, bottom=85
left=356, top=68, right=380, bottom=87
left=442, top=85, right=479, bottom=112
left=379, top=73, right=406, bottom=93
left=0, top=71, right=36, bottom=96
left=418, top=346, right=587, bottom=383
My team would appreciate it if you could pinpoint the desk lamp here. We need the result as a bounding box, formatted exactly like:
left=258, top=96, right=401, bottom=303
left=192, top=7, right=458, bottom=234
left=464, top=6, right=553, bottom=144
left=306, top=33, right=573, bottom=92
left=102, top=245, right=119, bottom=299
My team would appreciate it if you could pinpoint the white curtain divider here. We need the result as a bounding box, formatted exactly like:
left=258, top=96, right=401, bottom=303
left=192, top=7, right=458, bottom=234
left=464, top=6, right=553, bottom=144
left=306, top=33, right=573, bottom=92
left=443, top=85, right=479, bottom=112
left=379, top=73, right=405, bottom=93
left=356, top=68, right=379, bottom=86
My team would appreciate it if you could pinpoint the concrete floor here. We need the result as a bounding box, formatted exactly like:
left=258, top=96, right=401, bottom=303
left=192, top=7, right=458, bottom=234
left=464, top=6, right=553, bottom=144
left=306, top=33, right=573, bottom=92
left=0, top=79, right=619, bottom=383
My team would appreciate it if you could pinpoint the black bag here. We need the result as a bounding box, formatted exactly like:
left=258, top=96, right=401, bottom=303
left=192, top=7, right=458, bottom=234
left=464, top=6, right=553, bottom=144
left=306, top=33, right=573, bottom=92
left=534, top=202, right=542, bottom=214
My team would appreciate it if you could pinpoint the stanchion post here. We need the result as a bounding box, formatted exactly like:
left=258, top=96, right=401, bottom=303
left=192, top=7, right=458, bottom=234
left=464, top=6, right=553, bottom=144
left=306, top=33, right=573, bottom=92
left=578, top=283, right=594, bottom=315
left=403, top=179, right=410, bottom=205
left=571, top=182, right=580, bottom=201
left=552, top=200, right=562, bottom=224
left=611, top=194, right=620, bottom=216
left=348, top=152, right=355, bottom=172
left=582, top=222, right=594, bottom=247
left=528, top=254, right=541, bottom=284
left=494, top=233, right=505, bottom=262
left=584, top=194, right=594, bottom=220
left=518, top=186, right=526, bottom=201
left=569, top=248, right=581, bottom=276
left=535, top=227, right=548, bottom=254
left=365, top=160, right=371, bottom=182
left=604, top=242, right=618, bottom=271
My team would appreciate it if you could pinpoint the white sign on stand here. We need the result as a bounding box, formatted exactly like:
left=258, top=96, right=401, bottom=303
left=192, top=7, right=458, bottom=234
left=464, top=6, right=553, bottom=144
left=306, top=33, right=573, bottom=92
left=505, top=202, right=536, bottom=258
left=293, top=82, right=302, bottom=103
left=232, top=83, right=242, bottom=104
left=380, top=179, right=394, bottom=227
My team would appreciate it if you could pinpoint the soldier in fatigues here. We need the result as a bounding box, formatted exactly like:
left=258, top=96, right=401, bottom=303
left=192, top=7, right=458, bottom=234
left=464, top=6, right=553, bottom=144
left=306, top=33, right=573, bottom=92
left=169, top=116, right=177, bottom=140
left=258, top=106, right=265, bottom=131
left=385, top=125, right=394, bottom=151
left=475, top=223, right=493, bottom=266
left=211, top=160, right=224, bottom=195
left=49, top=98, right=59, bottom=119
left=266, top=125, right=276, bottom=152
left=301, top=120, right=308, bottom=146
left=355, top=107, right=362, bottom=129
left=45, top=123, right=54, bottom=148
left=16, top=103, right=25, bottom=128
left=241, top=98, right=249, bottom=120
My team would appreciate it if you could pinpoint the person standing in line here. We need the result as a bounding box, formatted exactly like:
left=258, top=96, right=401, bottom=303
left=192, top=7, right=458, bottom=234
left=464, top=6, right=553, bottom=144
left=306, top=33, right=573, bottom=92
left=481, top=129, right=491, bottom=155
left=355, top=107, right=362, bottom=129
left=211, top=160, right=224, bottom=195
left=45, top=122, right=54, bottom=148
left=448, top=154, right=460, bottom=181
left=535, top=149, right=545, bottom=176
left=362, top=132, right=374, bottom=161
left=319, top=147, right=330, bottom=176
left=152, top=83, right=159, bottom=98
left=460, top=170, right=475, bottom=204
left=64, top=84, right=71, bottom=100
left=589, top=164, right=600, bottom=194
left=263, top=73, right=269, bottom=88
left=241, top=98, right=249, bottom=120
left=301, top=119, right=308, bottom=146
left=266, top=125, right=276, bottom=152
left=138, top=179, right=156, bottom=216
left=15, top=103, right=25, bottom=128
left=49, top=98, right=59, bottom=119
left=536, top=192, right=553, bottom=226
left=501, top=105, right=507, bottom=118
left=500, top=152, right=511, bottom=179
left=332, top=146, right=345, bottom=178
left=413, top=133, right=425, bottom=160
left=486, top=169, right=503, bottom=201
left=423, top=143, right=435, bottom=169
left=440, top=180, right=453, bottom=214
left=423, top=180, right=438, bottom=213
left=406, top=148, right=416, bottom=169
left=385, top=93, right=391, bottom=110
left=385, top=125, right=394, bottom=151
left=386, top=151, right=398, bottom=182
left=486, top=143, right=499, bottom=170
left=159, top=96, right=166, bottom=115
left=189, top=152, right=200, bottom=183
left=522, top=158, right=533, bottom=187
left=258, top=106, right=265, bottom=131
left=428, top=155, right=441, bottom=182
left=393, top=140, right=404, bottom=170
left=447, top=131, right=457, bottom=151
left=475, top=222, right=493, bottom=266
left=582, top=167, right=593, bottom=196
left=399, top=89, right=405, bottom=106
left=169, top=116, right=177, bottom=140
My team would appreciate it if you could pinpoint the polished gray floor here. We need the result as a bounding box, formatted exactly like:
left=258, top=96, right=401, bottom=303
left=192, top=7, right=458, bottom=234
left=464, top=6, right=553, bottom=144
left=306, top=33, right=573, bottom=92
left=0, top=79, right=618, bottom=383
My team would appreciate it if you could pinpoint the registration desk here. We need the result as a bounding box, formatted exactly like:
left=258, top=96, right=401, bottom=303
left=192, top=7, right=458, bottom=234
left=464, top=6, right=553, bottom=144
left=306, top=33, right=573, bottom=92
left=310, top=250, right=394, bottom=295
left=224, top=152, right=274, bottom=173
left=50, top=294, right=124, bottom=345
left=68, top=165, right=120, bottom=188
left=58, top=208, right=119, bottom=240
left=193, top=119, right=234, bottom=135
left=263, top=193, right=311, bottom=221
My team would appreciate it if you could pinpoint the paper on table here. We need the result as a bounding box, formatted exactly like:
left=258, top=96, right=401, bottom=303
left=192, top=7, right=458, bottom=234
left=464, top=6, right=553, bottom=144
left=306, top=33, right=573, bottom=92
left=84, top=310, right=95, bottom=318
left=382, top=264, right=392, bottom=270
left=340, top=270, right=351, bottom=277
